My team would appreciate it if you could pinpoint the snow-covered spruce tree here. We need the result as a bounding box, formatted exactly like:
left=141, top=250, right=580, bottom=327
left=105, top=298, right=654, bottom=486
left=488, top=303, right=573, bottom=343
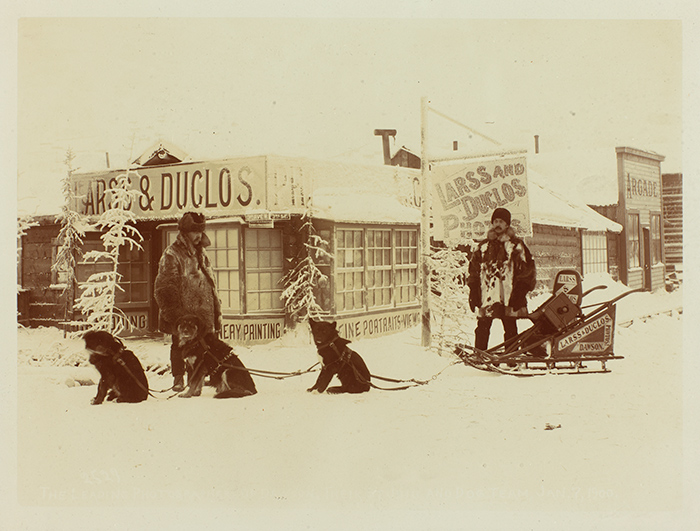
left=427, top=243, right=474, bottom=356
left=281, top=214, right=331, bottom=324
left=52, top=149, right=89, bottom=331
left=72, top=167, right=143, bottom=335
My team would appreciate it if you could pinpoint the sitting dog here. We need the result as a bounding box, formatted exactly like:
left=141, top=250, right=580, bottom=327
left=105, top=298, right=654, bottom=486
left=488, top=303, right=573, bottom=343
left=83, top=330, right=149, bottom=404
left=307, top=319, right=371, bottom=394
left=176, top=315, right=257, bottom=399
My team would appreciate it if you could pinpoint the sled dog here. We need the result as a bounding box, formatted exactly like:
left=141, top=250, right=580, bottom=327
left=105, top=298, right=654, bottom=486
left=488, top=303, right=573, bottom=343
left=307, top=318, right=371, bottom=394
left=176, top=315, right=257, bottom=399
left=83, top=330, right=149, bottom=404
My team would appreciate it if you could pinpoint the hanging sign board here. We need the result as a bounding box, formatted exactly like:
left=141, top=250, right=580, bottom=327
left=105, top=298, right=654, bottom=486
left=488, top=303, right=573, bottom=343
left=69, top=157, right=268, bottom=219
left=431, top=156, right=532, bottom=242
left=244, top=211, right=291, bottom=228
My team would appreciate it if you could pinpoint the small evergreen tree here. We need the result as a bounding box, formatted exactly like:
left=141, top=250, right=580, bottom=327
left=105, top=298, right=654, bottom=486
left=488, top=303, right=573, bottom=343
left=281, top=214, right=331, bottom=323
left=73, top=165, right=143, bottom=335
left=53, top=149, right=89, bottom=330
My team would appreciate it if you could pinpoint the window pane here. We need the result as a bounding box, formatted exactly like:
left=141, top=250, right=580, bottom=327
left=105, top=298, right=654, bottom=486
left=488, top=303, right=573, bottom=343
left=244, top=229, right=284, bottom=313
left=247, top=230, right=258, bottom=247
left=228, top=249, right=238, bottom=267
left=353, top=231, right=361, bottom=247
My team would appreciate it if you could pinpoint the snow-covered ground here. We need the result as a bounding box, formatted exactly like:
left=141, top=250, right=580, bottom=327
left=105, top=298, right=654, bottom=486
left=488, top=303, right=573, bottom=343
left=5, top=277, right=699, bottom=530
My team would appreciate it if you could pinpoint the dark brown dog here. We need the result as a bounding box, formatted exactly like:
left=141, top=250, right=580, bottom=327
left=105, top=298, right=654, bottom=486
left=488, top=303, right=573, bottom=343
left=307, top=319, right=371, bottom=394
left=176, top=315, right=257, bottom=399
left=84, top=330, right=149, bottom=404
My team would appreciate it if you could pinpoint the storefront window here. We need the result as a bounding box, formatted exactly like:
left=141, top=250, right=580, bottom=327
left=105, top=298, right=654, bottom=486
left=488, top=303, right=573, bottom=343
left=650, top=213, right=662, bottom=264
left=208, top=227, right=241, bottom=312
left=395, top=229, right=418, bottom=304
left=116, top=243, right=150, bottom=304
left=167, top=226, right=283, bottom=314
left=244, top=228, right=284, bottom=313
left=76, top=238, right=150, bottom=305
left=75, top=239, right=111, bottom=287
left=336, top=229, right=365, bottom=311
left=582, top=231, right=608, bottom=275
left=367, top=229, right=392, bottom=308
left=335, top=227, right=419, bottom=313
left=627, top=213, right=641, bottom=268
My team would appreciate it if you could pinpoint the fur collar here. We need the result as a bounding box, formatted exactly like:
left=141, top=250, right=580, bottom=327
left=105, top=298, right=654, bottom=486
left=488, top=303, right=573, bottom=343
left=486, top=226, right=516, bottom=242
left=175, top=231, right=211, bottom=255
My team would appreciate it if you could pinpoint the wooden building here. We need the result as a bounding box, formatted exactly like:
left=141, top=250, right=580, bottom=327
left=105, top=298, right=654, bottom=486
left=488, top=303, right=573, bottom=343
left=19, top=146, right=423, bottom=342
left=523, top=172, right=621, bottom=291
left=661, top=173, right=683, bottom=274
left=614, top=147, right=666, bottom=290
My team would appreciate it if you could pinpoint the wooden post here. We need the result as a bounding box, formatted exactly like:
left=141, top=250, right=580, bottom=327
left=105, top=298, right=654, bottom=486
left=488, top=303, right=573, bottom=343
left=420, top=96, right=431, bottom=347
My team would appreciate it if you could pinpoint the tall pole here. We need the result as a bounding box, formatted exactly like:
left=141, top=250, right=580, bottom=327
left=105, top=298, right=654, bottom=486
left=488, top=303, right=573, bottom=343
left=420, top=96, right=431, bottom=347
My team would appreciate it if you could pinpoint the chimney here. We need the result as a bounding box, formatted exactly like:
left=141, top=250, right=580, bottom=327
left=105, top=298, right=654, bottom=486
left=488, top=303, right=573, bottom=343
left=534, top=135, right=540, bottom=154
left=453, top=140, right=459, bottom=151
left=374, top=129, right=397, bottom=165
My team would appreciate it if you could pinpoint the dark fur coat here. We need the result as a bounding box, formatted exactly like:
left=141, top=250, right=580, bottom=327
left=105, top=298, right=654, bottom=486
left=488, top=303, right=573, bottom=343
left=467, top=226, right=536, bottom=318
left=154, top=232, right=222, bottom=334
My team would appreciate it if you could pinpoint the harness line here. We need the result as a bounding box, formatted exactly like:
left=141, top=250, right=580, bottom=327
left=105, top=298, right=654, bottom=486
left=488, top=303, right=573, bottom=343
left=324, top=337, right=456, bottom=391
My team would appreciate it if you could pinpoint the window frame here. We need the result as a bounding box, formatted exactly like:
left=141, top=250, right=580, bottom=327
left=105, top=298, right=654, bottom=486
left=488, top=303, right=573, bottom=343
left=334, top=224, right=419, bottom=314
left=243, top=227, right=285, bottom=315
left=207, top=225, right=242, bottom=313
left=582, top=231, right=608, bottom=276
left=627, top=213, right=641, bottom=269
left=650, top=213, right=662, bottom=265
left=75, top=235, right=151, bottom=308
left=164, top=224, right=285, bottom=316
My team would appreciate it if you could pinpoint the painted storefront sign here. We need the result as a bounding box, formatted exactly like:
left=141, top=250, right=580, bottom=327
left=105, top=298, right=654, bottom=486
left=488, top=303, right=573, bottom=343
left=71, top=157, right=268, bottom=218
left=556, top=310, right=615, bottom=355
left=124, top=310, right=149, bottom=332
left=335, top=308, right=421, bottom=341
left=220, top=317, right=285, bottom=344
left=431, top=156, right=532, bottom=241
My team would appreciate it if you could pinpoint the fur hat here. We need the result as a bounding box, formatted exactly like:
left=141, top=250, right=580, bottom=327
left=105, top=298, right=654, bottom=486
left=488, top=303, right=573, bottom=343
left=178, top=212, right=206, bottom=233
left=491, top=207, right=511, bottom=225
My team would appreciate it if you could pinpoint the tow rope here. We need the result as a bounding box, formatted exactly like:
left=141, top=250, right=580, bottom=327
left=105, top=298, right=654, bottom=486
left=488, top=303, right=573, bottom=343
left=324, top=337, right=457, bottom=391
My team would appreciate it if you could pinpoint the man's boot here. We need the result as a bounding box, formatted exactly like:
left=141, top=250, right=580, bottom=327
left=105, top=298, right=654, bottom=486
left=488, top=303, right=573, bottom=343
left=173, top=375, right=185, bottom=392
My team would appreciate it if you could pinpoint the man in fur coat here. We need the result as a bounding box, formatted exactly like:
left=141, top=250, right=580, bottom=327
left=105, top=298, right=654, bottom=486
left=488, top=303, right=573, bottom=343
left=466, top=207, right=536, bottom=351
left=154, top=212, right=222, bottom=391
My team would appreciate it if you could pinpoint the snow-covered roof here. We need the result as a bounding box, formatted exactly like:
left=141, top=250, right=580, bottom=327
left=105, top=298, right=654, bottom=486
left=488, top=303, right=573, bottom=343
left=309, top=170, right=621, bottom=233
left=528, top=170, right=622, bottom=233
left=311, top=187, right=420, bottom=224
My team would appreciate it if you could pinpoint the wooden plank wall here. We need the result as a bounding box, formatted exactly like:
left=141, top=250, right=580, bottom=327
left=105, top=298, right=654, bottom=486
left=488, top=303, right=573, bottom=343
left=662, top=173, right=683, bottom=270
left=525, top=223, right=582, bottom=293
left=20, top=223, right=66, bottom=328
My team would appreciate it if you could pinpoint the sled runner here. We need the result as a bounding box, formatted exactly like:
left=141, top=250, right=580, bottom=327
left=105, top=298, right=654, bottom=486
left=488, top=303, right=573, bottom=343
left=455, top=269, right=642, bottom=376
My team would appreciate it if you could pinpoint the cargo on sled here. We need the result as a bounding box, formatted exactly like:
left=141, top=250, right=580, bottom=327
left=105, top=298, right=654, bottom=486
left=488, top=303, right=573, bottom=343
left=455, top=269, right=642, bottom=376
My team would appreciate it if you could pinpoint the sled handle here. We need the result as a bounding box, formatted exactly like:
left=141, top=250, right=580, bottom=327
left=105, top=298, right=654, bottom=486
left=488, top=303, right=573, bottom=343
left=581, top=288, right=645, bottom=315
left=582, top=285, right=607, bottom=298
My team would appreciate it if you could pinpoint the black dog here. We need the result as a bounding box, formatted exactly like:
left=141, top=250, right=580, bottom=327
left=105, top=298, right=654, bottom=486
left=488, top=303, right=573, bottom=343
left=176, top=315, right=257, bottom=399
left=83, top=330, right=149, bottom=404
left=307, top=319, right=371, bottom=394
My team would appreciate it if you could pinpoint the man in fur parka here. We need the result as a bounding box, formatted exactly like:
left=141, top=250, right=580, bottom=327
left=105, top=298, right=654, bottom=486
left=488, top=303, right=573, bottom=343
left=154, top=212, right=222, bottom=391
left=466, top=207, right=536, bottom=351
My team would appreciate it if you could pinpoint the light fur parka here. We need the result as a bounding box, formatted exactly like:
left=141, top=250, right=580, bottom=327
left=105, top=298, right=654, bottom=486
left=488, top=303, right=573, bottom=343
left=154, top=232, right=222, bottom=334
left=467, top=226, right=536, bottom=318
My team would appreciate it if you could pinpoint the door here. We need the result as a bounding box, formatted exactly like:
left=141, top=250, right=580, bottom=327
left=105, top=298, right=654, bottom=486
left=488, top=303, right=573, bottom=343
left=642, top=228, right=652, bottom=291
